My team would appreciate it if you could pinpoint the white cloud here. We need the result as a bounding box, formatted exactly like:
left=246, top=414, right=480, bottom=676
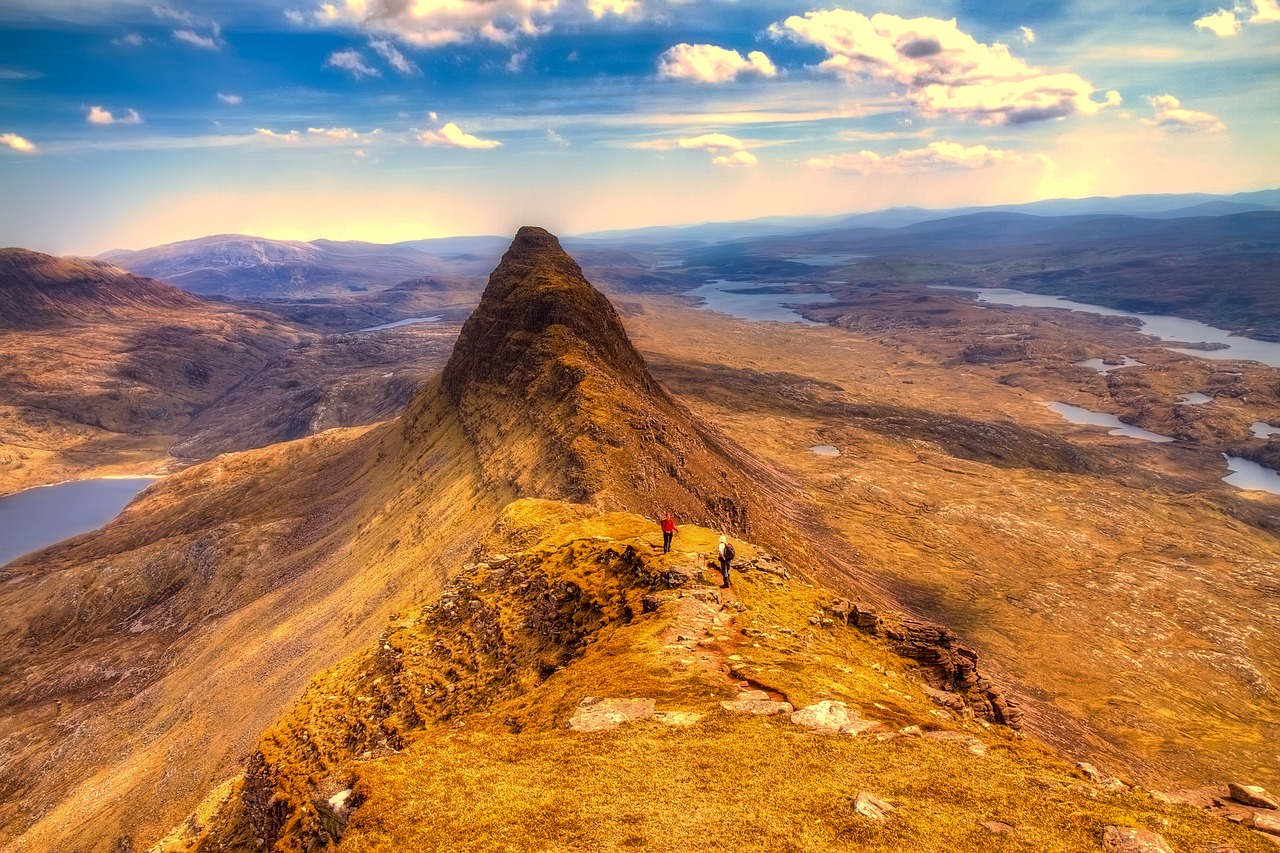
left=256, top=127, right=302, bottom=142
left=547, top=129, right=569, bottom=146
left=712, top=150, right=758, bottom=167
left=87, top=105, right=142, bottom=125
left=216, top=92, right=243, bottom=105
left=1019, top=26, right=1035, bottom=44
left=313, top=0, right=558, bottom=47
left=151, top=4, right=194, bottom=26
left=308, top=126, right=362, bottom=141
left=1140, top=94, right=1225, bottom=132
left=325, top=49, right=381, bottom=79
left=254, top=126, right=370, bottom=144
left=589, top=0, right=639, bottom=18
left=677, top=133, right=746, bottom=151
left=1, top=133, right=37, bottom=153
left=658, top=43, right=778, bottom=83
left=772, top=10, right=1119, bottom=125
left=419, top=122, right=501, bottom=149
left=284, top=9, right=306, bottom=25
left=1251, top=0, right=1280, bottom=21
left=173, top=28, right=219, bottom=49
left=1194, top=9, right=1242, bottom=36
left=807, top=140, right=1054, bottom=173
left=370, top=38, right=420, bottom=74
left=114, top=32, right=145, bottom=47
left=506, top=49, right=529, bottom=72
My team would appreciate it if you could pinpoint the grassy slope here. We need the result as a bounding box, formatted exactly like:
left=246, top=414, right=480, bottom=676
left=0, top=385, right=516, bottom=852
left=176, top=504, right=1269, bottom=853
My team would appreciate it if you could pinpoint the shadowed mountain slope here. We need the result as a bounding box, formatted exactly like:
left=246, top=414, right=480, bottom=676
left=438, top=226, right=773, bottom=533
left=0, top=248, right=202, bottom=329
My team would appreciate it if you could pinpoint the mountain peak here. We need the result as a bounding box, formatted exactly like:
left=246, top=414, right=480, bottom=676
left=441, top=225, right=657, bottom=400
left=426, top=227, right=756, bottom=529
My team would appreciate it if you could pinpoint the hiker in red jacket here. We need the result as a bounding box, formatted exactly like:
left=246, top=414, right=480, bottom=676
left=661, top=512, right=678, bottom=553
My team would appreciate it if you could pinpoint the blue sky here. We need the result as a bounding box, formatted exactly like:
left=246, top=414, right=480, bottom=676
left=1, top=0, right=1277, bottom=254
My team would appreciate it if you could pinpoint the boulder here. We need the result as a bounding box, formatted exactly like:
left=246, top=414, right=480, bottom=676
left=1251, top=812, right=1280, bottom=836
left=790, top=700, right=882, bottom=736
left=566, top=697, right=656, bottom=732
left=1101, top=826, right=1174, bottom=853
left=1230, top=782, right=1279, bottom=810
left=853, top=792, right=895, bottom=823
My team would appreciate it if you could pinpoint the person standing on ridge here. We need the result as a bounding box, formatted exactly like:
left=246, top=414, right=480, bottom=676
left=717, top=535, right=735, bottom=589
left=661, top=512, right=678, bottom=554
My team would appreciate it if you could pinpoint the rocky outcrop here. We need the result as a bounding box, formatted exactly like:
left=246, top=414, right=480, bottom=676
left=826, top=597, right=1023, bottom=728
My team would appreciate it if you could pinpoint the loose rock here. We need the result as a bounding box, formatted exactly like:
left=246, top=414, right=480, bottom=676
left=853, top=792, right=895, bottom=823
left=567, top=697, right=656, bottom=732
left=1251, top=812, right=1280, bottom=836
left=981, top=821, right=1016, bottom=836
left=922, top=729, right=988, bottom=756
left=1230, top=782, right=1279, bottom=810
left=1101, top=826, right=1174, bottom=853
left=721, top=698, right=793, bottom=715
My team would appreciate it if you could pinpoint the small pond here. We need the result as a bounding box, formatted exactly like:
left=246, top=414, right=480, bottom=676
left=1043, top=402, right=1174, bottom=443
left=358, top=315, right=443, bottom=332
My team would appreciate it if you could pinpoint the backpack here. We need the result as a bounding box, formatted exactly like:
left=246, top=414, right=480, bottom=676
left=724, top=543, right=735, bottom=562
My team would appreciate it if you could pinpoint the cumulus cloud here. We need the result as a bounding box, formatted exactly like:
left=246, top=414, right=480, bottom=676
left=419, top=122, right=501, bottom=149
left=1, top=133, right=37, bottom=153
left=87, top=105, right=142, bottom=125
left=326, top=49, right=381, bottom=79
left=1019, top=25, right=1035, bottom=43
left=1140, top=94, right=1225, bottom=132
left=1254, top=0, right=1280, bottom=21
left=547, top=129, right=569, bottom=146
left=284, top=8, right=306, bottom=25
left=370, top=38, right=420, bottom=74
left=677, top=133, right=746, bottom=151
left=313, top=0, right=558, bottom=47
left=807, top=140, right=1053, bottom=173
left=589, top=0, right=640, bottom=17
left=713, top=150, right=758, bottom=167
left=173, top=28, right=220, bottom=49
left=506, top=49, right=529, bottom=72
left=308, top=127, right=362, bottom=141
left=114, top=32, right=145, bottom=46
left=1194, top=9, right=1242, bottom=36
left=658, top=43, right=778, bottom=83
left=217, top=92, right=243, bottom=105
left=771, top=9, right=1119, bottom=125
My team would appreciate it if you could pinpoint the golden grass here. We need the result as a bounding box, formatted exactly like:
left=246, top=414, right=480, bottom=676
left=188, top=505, right=1271, bottom=853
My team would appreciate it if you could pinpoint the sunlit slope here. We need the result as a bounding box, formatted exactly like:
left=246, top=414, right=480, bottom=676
left=170, top=503, right=1271, bottom=853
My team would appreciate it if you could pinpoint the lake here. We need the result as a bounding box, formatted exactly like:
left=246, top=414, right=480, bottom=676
left=358, top=315, right=443, bottom=332
left=1222, top=455, right=1280, bottom=495
left=0, top=477, right=158, bottom=567
left=1043, top=402, right=1174, bottom=442
left=941, top=287, right=1280, bottom=367
left=686, top=280, right=836, bottom=325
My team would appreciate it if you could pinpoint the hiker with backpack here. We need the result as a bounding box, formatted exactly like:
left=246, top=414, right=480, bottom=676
left=717, top=535, right=735, bottom=588
left=661, top=512, right=678, bottom=554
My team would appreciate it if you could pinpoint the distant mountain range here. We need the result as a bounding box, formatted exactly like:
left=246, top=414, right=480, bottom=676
left=97, top=235, right=494, bottom=299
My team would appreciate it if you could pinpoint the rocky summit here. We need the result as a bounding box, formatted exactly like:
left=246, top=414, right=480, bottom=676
left=434, top=226, right=765, bottom=532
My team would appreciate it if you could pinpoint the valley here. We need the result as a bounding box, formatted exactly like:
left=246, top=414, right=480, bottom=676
left=2, top=203, right=1279, bottom=852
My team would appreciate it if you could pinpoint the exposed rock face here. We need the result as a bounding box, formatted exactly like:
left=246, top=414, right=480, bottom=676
left=827, top=597, right=1023, bottom=728
left=1230, top=782, right=1279, bottom=810
left=431, top=226, right=764, bottom=532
